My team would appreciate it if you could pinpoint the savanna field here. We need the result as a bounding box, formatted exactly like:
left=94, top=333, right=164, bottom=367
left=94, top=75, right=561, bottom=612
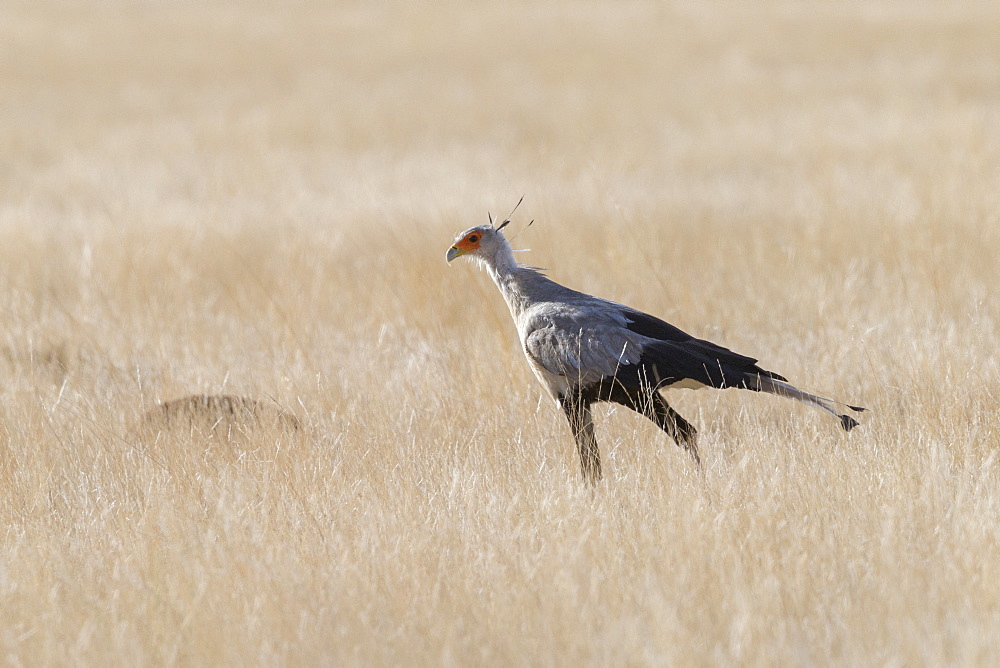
left=1, top=1, right=999, bottom=664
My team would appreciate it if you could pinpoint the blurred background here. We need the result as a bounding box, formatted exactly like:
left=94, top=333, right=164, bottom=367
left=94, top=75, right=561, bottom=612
left=1, top=2, right=998, bottom=664
left=3, top=1, right=997, bottom=395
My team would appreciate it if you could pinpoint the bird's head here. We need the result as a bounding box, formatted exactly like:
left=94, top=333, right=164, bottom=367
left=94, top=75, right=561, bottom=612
left=445, top=224, right=505, bottom=265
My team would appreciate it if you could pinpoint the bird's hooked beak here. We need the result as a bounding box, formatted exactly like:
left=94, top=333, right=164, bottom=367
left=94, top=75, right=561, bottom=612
left=447, top=229, right=484, bottom=263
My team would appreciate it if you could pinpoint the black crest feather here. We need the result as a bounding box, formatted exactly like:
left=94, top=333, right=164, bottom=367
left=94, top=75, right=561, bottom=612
left=496, top=195, right=524, bottom=232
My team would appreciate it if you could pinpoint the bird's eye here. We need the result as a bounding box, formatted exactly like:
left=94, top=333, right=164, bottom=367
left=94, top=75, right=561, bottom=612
left=468, top=234, right=480, bottom=243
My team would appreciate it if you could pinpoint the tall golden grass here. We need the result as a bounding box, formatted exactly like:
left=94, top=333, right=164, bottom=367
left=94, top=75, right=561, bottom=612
left=1, top=1, right=998, bottom=664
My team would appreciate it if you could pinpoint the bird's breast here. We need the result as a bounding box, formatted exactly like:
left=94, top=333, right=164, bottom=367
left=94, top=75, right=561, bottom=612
left=522, top=345, right=570, bottom=400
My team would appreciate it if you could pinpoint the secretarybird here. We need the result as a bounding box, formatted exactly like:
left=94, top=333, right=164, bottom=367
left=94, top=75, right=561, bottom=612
left=446, top=213, right=865, bottom=484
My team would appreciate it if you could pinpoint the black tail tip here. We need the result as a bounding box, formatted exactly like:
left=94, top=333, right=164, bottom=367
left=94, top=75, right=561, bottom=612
left=840, top=414, right=861, bottom=432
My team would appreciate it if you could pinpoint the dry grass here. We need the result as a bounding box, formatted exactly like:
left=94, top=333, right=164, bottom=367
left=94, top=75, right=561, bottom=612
left=2, top=1, right=999, bottom=664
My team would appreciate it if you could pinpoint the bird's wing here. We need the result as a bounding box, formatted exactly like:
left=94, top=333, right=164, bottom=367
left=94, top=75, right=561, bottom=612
left=523, top=300, right=787, bottom=391
left=619, top=307, right=693, bottom=342
left=620, top=306, right=788, bottom=384
left=524, top=322, right=645, bottom=388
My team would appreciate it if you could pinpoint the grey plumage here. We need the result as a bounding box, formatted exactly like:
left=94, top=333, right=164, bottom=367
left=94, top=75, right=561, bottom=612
left=447, top=222, right=865, bottom=483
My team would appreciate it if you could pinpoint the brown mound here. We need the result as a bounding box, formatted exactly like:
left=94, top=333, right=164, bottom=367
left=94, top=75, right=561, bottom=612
left=136, top=394, right=302, bottom=441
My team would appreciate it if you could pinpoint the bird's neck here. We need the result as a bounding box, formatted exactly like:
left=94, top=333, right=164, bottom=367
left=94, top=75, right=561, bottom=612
left=485, top=240, right=518, bottom=280
left=485, top=242, right=530, bottom=317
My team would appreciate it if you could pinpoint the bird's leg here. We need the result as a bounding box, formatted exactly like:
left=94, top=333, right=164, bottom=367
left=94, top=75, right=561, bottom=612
left=560, top=393, right=602, bottom=484
left=607, top=385, right=700, bottom=466
left=649, top=392, right=700, bottom=466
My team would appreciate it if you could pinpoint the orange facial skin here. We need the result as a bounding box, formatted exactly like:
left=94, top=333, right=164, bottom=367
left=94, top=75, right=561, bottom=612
left=446, top=229, right=485, bottom=262
left=455, top=231, right=482, bottom=251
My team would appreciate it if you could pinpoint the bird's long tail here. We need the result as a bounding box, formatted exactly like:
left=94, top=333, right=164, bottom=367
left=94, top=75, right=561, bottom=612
left=755, top=376, right=866, bottom=431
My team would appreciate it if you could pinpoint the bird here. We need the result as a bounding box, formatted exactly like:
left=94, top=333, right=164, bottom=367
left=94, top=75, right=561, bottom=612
left=446, top=214, right=865, bottom=484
